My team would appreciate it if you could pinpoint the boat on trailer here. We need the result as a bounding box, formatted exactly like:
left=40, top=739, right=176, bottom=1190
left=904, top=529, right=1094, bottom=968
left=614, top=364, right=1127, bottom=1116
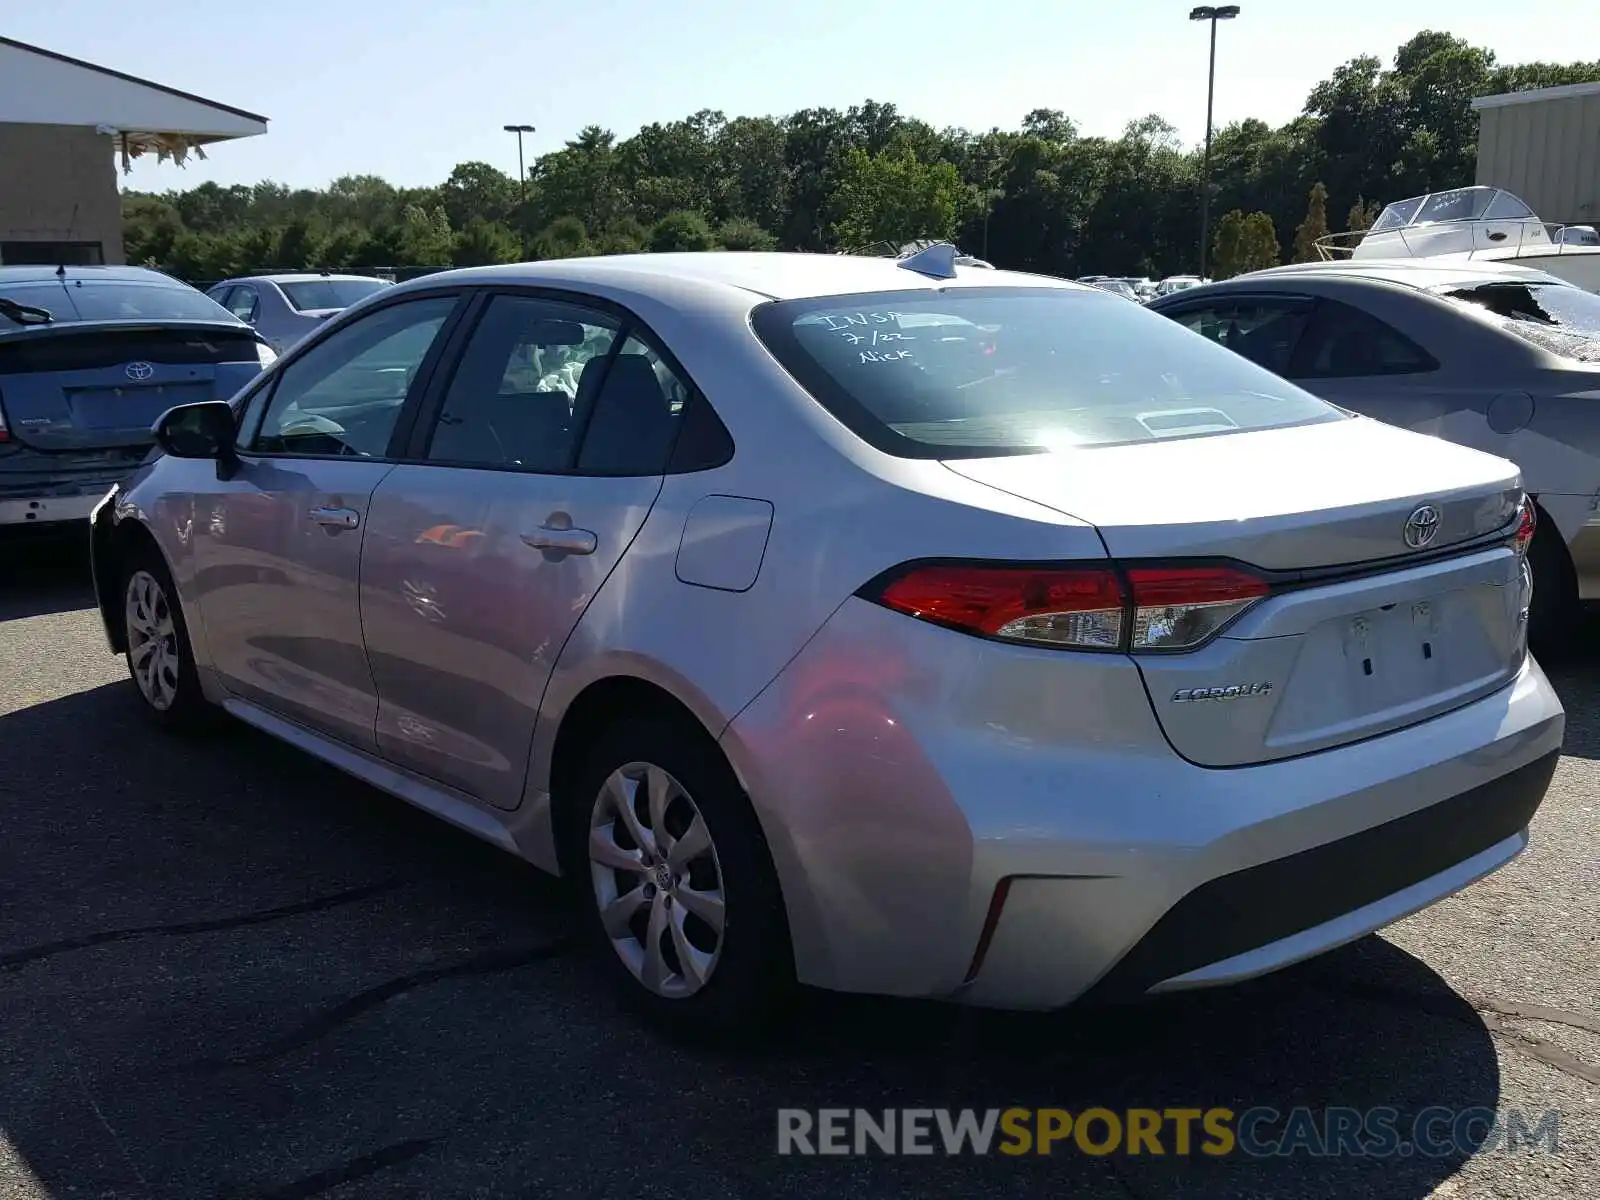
left=1316, top=186, right=1600, bottom=292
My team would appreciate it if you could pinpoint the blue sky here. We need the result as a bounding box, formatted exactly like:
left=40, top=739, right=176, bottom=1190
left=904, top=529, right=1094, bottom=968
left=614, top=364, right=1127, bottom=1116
left=6, top=0, right=1586, bottom=192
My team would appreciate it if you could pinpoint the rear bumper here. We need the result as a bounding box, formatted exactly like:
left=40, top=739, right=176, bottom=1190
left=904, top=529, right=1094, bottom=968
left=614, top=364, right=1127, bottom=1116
left=723, top=598, right=1566, bottom=1009
left=0, top=485, right=111, bottom=526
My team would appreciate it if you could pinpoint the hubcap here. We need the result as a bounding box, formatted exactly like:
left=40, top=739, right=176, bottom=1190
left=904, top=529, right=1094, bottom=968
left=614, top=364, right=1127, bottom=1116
left=588, top=762, right=726, bottom=999
left=124, top=570, right=179, bottom=711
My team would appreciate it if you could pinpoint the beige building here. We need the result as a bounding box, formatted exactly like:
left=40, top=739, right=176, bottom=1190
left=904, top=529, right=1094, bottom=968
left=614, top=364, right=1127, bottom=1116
left=1473, top=81, right=1600, bottom=226
left=0, top=37, right=267, bottom=267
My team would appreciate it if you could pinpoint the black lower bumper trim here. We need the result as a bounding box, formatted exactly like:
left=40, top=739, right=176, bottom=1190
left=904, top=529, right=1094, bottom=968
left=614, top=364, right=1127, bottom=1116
left=1078, top=749, right=1560, bottom=1003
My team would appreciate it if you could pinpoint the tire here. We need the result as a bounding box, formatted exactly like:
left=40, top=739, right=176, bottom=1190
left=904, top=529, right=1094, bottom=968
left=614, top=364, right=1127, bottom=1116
left=562, top=713, right=795, bottom=1040
left=120, top=542, right=223, bottom=734
left=1526, top=519, right=1579, bottom=659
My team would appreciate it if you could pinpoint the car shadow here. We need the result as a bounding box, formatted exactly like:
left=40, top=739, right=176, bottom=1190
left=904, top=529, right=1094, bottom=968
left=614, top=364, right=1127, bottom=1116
left=0, top=681, right=1514, bottom=1199
left=0, top=529, right=97, bottom=621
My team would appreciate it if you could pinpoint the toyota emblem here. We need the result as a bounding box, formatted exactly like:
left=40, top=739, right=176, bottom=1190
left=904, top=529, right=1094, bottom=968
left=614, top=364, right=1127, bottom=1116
left=1403, top=504, right=1441, bottom=549
left=124, top=361, right=155, bottom=381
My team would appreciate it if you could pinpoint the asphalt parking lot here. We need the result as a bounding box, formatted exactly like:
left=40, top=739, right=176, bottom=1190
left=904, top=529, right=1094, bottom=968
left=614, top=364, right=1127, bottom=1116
left=1, top=532, right=1596, bottom=1200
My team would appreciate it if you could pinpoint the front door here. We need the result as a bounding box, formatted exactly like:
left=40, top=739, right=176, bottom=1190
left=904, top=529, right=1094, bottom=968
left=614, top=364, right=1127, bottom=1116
left=194, top=293, right=462, bottom=747
left=359, top=292, right=689, bottom=808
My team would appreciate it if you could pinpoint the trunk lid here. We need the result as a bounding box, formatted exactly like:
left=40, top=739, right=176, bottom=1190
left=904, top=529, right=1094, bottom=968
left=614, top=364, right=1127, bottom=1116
left=0, top=321, right=264, bottom=452
left=945, top=417, right=1529, bottom=766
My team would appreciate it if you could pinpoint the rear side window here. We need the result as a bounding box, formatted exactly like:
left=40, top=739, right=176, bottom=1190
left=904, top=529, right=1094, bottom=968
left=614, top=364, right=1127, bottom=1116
left=576, top=336, right=692, bottom=475
left=281, top=279, right=390, bottom=311
left=1292, top=300, right=1437, bottom=379
left=423, top=295, right=621, bottom=471
left=1168, top=298, right=1312, bottom=375
left=751, top=287, right=1340, bottom=458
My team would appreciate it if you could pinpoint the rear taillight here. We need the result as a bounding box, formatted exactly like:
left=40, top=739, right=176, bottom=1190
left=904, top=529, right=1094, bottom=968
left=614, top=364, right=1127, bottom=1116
left=1512, top=496, right=1536, bottom=556
left=0, top=392, right=9, bottom=443
left=864, top=561, right=1270, bottom=653
left=875, top=564, right=1125, bottom=649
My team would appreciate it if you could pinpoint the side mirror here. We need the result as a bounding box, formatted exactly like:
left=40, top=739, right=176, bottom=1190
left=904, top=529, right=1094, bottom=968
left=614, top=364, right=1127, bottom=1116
left=153, top=401, right=237, bottom=459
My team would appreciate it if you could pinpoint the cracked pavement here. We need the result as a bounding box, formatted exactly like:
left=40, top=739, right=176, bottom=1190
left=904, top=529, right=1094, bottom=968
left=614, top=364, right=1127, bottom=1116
left=1, top=533, right=1596, bottom=1199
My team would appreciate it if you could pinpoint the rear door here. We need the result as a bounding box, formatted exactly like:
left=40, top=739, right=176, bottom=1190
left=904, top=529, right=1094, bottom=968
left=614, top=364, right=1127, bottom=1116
left=194, top=292, right=465, bottom=748
left=358, top=291, right=685, bottom=808
left=0, top=323, right=265, bottom=451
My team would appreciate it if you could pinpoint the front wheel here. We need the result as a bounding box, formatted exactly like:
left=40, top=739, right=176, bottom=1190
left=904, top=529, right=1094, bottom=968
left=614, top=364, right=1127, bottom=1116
left=121, top=547, right=221, bottom=734
left=564, top=714, right=794, bottom=1039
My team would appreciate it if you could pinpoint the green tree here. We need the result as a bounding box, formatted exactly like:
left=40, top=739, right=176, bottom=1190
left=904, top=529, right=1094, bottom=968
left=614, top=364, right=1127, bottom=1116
left=1239, top=212, right=1281, bottom=272
left=649, top=210, right=716, bottom=252
left=1292, top=182, right=1331, bottom=263
left=438, top=161, right=517, bottom=228
left=715, top=218, right=777, bottom=250
left=594, top=216, right=648, bottom=255
left=452, top=219, right=519, bottom=266
left=533, top=215, right=592, bottom=259
left=1211, top=209, right=1248, bottom=279
left=399, top=204, right=454, bottom=264
left=828, top=145, right=962, bottom=250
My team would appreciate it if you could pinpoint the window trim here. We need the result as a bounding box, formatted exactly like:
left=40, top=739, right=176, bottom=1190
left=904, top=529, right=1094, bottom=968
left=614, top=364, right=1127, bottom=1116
left=236, top=288, right=470, bottom=463
left=397, top=284, right=731, bottom=479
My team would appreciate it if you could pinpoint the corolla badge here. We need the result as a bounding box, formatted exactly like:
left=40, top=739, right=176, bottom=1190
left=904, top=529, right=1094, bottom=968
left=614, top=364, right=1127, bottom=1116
left=1403, top=504, right=1441, bottom=549
left=1171, top=682, right=1274, bottom=703
left=124, top=361, right=155, bottom=381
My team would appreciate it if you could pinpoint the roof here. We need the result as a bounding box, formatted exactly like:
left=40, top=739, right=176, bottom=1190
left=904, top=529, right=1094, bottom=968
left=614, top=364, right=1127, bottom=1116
left=393, top=251, right=1086, bottom=302
left=1472, top=81, right=1600, bottom=111
left=222, top=273, right=388, bottom=285
left=1231, top=258, right=1567, bottom=288
left=0, top=265, right=187, bottom=286
left=0, top=36, right=267, bottom=148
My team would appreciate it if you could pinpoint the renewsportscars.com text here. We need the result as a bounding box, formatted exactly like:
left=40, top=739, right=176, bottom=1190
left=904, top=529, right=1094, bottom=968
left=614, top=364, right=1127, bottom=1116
left=776, top=1106, right=1561, bottom=1158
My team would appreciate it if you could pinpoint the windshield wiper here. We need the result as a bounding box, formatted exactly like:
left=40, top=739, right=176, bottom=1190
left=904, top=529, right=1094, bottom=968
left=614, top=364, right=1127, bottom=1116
left=0, top=297, right=54, bottom=325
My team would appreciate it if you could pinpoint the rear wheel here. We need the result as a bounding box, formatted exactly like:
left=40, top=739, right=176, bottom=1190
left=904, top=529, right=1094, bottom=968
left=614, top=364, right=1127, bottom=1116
left=1527, top=518, right=1579, bottom=658
left=121, top=546, right=221, bottom=733
left=563, top=714, right=794, bottom=1039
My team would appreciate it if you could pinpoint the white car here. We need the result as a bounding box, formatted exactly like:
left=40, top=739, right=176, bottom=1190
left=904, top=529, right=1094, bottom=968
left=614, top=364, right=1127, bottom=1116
left=205, top=273, right=392, bottom=353
left=92, top=247, right=1562, bottom=1036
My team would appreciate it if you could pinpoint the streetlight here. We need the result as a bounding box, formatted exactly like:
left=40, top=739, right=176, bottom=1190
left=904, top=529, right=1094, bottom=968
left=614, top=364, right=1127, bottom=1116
left=1189, top=5, right=1239, bottom=280
left=503, top=123, right=535, bottom=258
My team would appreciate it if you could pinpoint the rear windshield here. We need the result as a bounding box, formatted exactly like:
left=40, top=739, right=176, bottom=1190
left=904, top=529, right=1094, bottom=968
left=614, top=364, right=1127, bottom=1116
left=0, top=279, right=236, bottom=326
left=280, top=278, right=389, bottom=311
left=750, top=287, right=1341, bottom=458
left=1441, top=281, right=1600, bottom=363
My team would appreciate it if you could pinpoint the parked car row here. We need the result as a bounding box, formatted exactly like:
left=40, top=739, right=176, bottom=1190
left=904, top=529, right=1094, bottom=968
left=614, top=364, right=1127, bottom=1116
left=1080, top=274, right=1208, bottom=302
left=82, top=244, right=1563, bottom=1039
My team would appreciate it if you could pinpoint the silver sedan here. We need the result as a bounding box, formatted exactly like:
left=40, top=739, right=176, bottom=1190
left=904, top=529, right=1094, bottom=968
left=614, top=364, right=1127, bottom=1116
left=90, top=249, right=1563, bottom=1037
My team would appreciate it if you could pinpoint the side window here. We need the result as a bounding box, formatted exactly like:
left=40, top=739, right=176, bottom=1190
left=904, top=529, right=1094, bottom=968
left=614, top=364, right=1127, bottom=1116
left=577, top=335, right=692, bottom=475
left=1169, top=299, right=1311, bottom=375
left=1293, top=300, right=1437, bottom=379
left=208, top=285, right=235, bottom=310
left=424, top=295, right=620, bottom=471
left=226, top=285, right=259, bottom=323
left=253, top=295, right=457, bottom=457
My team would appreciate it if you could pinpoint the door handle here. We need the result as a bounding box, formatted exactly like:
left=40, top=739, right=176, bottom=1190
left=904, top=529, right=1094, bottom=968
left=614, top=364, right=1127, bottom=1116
left=309, top=505, right=360, bottom=530
left=522, top=525, right=597, bottom=556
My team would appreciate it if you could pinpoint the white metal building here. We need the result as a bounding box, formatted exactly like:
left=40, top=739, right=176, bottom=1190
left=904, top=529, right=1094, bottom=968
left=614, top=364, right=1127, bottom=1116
left=0, top=37, right=267, bottom=266
left=1473, top=81, right=1600, bottom=226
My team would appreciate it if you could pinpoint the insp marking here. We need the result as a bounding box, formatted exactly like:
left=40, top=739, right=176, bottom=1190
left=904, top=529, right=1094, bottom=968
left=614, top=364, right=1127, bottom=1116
left=1171, top=682, right=1274, bottom=703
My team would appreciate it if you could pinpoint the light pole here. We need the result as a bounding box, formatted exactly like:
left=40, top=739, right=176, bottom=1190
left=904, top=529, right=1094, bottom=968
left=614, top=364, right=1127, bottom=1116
left=503, top=123, right=535, bottom=259
left=1189, top=5, right=1238, bottom=280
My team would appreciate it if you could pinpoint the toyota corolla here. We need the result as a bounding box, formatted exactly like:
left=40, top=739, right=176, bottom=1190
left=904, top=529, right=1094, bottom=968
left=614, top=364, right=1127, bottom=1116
left=88, top=248, right=1564, bottom=1036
